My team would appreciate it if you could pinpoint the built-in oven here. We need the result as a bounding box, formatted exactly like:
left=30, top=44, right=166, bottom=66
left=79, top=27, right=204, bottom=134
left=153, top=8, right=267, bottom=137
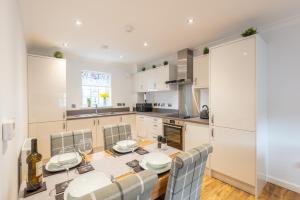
left=163, top=118, right=184, bottom=150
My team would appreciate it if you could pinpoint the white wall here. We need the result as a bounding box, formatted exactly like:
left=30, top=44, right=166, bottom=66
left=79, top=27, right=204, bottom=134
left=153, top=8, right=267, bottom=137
left=260, top=18, right=300, bottom=193
left=66, top=54, right=136, bottom=109
left=0, top=0, right=27, bottom=199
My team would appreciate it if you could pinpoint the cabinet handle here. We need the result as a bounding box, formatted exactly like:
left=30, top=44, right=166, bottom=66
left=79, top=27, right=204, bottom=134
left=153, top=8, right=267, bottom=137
left=211, top=128, right=214, bottom=138
left=93, top=120, right=96, bottom=126
left=63, top=122, right=66, bottom=130
left=63, top=112, right=66, bottom=119
left=98, top=120, right=99, bottom=125
left=211, top=114, right=214, bottom=125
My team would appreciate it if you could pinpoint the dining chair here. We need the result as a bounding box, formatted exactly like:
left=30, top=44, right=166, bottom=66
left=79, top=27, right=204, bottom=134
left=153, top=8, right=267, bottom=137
left=103, top=125, right=120, bottom=150
left=73, top=129, right=93, bottom=154
left=164, top=144, right=213, bottom=200
left=50, top=131, right=75, bottom=156
left=71, top=170, right=158, bottom=200
left=118, top=123, right=132, bottom=140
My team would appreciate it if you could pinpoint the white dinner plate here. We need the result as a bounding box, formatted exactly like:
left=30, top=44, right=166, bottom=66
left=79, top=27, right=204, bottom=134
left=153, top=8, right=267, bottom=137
left=112, top=144, right=138, bottom=153
left=140, top=158, right=172, bottom=174
left=143, top=152, right=172, bottom=169
left=45, top=152, right=82, bottom=172
left=116, top=140, right=137, bottom=150
left=64, top=171, right=112, bottom=200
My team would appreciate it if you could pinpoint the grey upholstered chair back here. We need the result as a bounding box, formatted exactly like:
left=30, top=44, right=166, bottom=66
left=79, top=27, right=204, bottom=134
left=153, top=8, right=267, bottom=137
left=164, top=144, right=213, bottom=200
left=50, top=132, right=74, bottom=156
left=103, top=125, right=120, bottom=150
left=73, top=129, right=93, bottom=154
left=118, top=123, right=132, bottom=140
left=69, top=170, right=158, bottom=200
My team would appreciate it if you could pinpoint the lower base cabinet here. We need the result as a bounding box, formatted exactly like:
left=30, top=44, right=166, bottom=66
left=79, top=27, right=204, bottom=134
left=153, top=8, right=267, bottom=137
left=210, top=126, right=256, bottom=187
left=28, top=121, right=66, bottom=160
left=184, top=123, right=210, bottom=151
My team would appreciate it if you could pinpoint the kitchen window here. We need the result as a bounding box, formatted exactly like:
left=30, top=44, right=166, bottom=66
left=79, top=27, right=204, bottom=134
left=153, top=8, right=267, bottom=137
left=81, top=70, right=112, bottom=107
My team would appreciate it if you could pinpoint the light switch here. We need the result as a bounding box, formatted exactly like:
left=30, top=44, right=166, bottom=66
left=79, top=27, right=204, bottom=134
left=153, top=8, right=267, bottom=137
left=2, top=119, right=15, bottom=141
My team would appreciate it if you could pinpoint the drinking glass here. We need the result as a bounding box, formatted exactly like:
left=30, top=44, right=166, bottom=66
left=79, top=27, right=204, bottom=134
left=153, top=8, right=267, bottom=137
left=77, top=138, right=93, bottom=165
left=57, top=148, right=78, bottom=190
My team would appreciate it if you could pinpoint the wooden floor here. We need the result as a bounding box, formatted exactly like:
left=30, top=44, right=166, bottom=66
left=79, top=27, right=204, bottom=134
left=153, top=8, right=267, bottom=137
left=201, top=176, right=300, bottom=200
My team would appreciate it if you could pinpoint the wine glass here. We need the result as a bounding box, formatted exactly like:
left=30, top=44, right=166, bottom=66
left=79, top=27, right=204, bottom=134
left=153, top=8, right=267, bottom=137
left=77, top=138, right=93, bottom=165
left=57, top=147, right=78, bottom=190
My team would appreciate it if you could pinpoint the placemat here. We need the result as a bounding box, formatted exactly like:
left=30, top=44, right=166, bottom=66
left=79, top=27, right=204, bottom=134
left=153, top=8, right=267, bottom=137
left=23, top=182, right=47, bottom=198
left=77, top=164, right=95, bottom=174
left=134, top=147, right=149, bottom=155
left=55, top=179, right=73, bottom=194
left=126, top=160, right=144, bottom=173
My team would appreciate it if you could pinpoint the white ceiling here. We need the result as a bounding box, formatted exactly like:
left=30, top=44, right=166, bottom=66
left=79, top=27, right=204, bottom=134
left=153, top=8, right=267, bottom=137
left=19, top=0, right=300, bottom=64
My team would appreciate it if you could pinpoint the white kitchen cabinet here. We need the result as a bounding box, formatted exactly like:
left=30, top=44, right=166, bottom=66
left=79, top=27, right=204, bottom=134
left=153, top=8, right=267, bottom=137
left=136, top=115, right=148, bottom=138
left=67, top=118, right=97, bottom=147
left=28, top=55, right=66, bottom=123
left=209, top=35, right=268, bottom=196
left=136, top=65, right=175, bottom=92
left=136, top=115, right=162, bottom=139
left=210, top=127, right=256, bottom=186
left=210, top=37, right=256, bottom=131
left=28, top=121, right=66, bottom=159
left=193, top=55, right=209, bottom=88
left=184, top=123, right=210, bottom=151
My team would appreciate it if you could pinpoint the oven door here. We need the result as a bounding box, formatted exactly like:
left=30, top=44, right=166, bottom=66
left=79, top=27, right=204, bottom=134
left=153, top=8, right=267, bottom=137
left=163, top=123, right=183, bottom=150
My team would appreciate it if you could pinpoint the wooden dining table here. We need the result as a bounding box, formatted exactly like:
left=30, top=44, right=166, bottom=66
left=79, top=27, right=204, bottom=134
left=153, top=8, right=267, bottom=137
left=18, top=140, right=181, bottom=200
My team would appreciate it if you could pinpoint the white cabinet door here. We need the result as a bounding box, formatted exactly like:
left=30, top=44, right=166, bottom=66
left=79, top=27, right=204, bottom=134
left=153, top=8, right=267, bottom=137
left=67, top=118, right=97, bottom=148
left=184, top=123, right=210, bottom=151
left=210, top=126, right=256, bottom=186
left=28, top=121, right=66, bottom=159
left=210, top=37, right=256, bottom=131
left=147, top=117, right=163, bottom=138
left=136, top=115, right=148, bottom=138
left=121, top=115, right=137, bottom=139
left=193, top=55, right=209, bottom=88
left=28, top=55, right=66, bottom=123
left=156, top=65, right=170, bottom=91
left=97, top=116, right=121, bottom=147
left=136, top=72, right=146, bottom=92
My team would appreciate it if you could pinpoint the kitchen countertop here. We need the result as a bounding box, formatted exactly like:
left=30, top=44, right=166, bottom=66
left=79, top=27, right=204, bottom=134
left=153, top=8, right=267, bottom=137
left=67, top=111, right=209, bottom=125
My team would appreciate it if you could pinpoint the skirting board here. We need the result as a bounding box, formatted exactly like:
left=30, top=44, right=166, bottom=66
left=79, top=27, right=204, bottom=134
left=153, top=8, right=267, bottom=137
left=211, top=170, right=255, bottom=195
left=267, top=175, right=300, bottom=194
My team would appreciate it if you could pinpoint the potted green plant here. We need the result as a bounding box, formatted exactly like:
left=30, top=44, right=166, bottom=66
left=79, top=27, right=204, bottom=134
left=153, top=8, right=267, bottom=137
left=163, top=61, right=168, bottom=65
left=203, top=47, right=209, bottom=55
left=87, top=98, right=91, bottom=107
left=53, top=51, right=64, bottom=58
left=241, top=27, right=257, bottom=37
left=152, top=65, right=156, bottom=68
left=142, top=67, right=146, bottom=71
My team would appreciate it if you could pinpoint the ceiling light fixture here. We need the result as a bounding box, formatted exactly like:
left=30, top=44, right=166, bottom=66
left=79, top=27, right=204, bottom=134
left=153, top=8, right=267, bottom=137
left=119, top=55, right=123, bottom=59
left=187, top=17, right=194, bottom=24
left=75, top=20, right=82, bottom=26
left=63, top=42, right=68, bottom=47
left=143, top=42, right=148, bottom=47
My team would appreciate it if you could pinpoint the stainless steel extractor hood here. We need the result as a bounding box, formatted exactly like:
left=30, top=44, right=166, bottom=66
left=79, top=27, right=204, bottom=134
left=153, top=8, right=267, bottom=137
left=166, top=48, right=193, bottom=84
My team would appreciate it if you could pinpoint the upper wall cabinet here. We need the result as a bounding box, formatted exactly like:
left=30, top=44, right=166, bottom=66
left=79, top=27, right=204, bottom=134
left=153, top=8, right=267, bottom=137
left=28, top=55, right=66, bottom=123
left=136, top=65, right=176, bottom=92
left=193, top=55, right=209, bottom=88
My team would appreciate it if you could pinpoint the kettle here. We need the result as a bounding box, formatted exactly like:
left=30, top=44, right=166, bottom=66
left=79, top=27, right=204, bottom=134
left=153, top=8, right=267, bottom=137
left=200, top=105, right=209, bottom=119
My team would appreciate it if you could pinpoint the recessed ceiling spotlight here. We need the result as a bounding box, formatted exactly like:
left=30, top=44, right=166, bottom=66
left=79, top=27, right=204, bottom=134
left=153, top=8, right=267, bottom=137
left=123, top=25, right=134, bottom=33
left=119, top=55, right=124, bottom=59
left=101, top=44, right=109, bottom=50
left=187, top=17, right=194, bottom=24
left=63, top=42, right=68, bottom=47
left=143, top=42, right=148, bottom=47
left=75, top=19, right=82, bottom=26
